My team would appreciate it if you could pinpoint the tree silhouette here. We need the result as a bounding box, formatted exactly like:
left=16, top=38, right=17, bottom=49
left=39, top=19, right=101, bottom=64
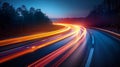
left=0, top=2, right=15, bottom=28
left=0, top=2, right=52, bottom=37
left=0, top=2, right=52, bottom=26
left=87, top=0, right=120, bottom=31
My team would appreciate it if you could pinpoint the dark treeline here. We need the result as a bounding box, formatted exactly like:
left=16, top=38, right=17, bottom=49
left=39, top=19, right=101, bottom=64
left=87, top=0, right=120, bottom=31
left=0, top=2, right=51, bottom=31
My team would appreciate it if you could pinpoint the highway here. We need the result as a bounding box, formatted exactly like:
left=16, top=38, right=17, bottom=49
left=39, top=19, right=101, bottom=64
left=0, top=23, right=120, bottom=67
left=59, top=29, right=120, bottom=67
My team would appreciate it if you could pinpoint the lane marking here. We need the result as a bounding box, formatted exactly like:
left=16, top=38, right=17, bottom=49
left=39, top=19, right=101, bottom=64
left=85, top=32, right=95, bottom=67
left=85, top=48, right=94, bottom=67
left=88, top=31, right=95, bottom=45
left=91, top=35, right=94, bottom=45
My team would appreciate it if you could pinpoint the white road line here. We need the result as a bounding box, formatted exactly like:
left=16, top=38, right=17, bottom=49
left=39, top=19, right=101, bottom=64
left=91, top=35, right=94, bottom=45
left=85, top=32, right=95, bottom=67
left=85, top=48, right=94, bottom=67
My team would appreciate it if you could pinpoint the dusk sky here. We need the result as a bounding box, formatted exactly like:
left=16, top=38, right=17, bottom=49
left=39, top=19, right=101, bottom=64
left=0, top=0, right=104, bottom=18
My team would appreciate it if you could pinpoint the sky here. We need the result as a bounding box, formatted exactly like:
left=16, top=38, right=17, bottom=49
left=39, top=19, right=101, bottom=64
left=0, top=0, right=104, bottom=18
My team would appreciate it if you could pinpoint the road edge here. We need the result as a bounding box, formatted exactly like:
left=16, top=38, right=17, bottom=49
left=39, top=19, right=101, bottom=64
left=93, top=27, right=120, bottom=39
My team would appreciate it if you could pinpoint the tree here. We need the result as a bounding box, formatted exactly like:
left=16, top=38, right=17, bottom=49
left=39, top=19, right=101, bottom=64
left=0, top=2, right=52, bottom=32
left=0, top=2, right=15, bottom=27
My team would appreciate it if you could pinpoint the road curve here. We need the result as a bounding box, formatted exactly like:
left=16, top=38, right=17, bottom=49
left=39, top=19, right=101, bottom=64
left=0, top=25, right=120, bottom=67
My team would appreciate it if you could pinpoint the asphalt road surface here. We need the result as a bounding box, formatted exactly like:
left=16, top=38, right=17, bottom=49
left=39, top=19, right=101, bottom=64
left=0, top=26, right=120, bottom=67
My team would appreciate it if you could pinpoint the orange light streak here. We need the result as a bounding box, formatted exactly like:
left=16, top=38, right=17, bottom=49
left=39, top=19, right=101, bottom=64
left=0, top=23, right=70, bottom=46
left=28, top=25, right=87, bottom=67
left=52, top=28, right=86, bottom=67
left=0, top=23, right=76, bottom=63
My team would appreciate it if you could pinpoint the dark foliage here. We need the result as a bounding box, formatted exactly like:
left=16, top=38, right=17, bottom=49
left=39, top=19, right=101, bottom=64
left=87, top=0, right=120, bottom=31
left=0, top=2, right=51, bottom=31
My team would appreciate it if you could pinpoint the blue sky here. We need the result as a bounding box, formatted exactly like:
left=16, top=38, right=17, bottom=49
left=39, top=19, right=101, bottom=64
left=1, top=0, right=104, bottom=18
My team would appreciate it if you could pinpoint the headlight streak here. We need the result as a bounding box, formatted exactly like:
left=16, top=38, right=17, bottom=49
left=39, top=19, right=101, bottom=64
left=0, top=23, right=70, bottom=46
left=0, top=23, right=75, bottom=63
left=28, top=25, right=87, bottom=67
left=52, top=27, right=87, bottom=67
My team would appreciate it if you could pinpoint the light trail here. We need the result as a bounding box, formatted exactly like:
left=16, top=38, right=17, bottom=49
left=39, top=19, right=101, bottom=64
left=52, top=27, right=86, bottom=67
left=0, top=23, right=76, bottom=63
left=28, top=25, right=87, bottom=67
left=95, top=28, right=120, bottom=37
left=0, top=23, right=70, bottom=46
